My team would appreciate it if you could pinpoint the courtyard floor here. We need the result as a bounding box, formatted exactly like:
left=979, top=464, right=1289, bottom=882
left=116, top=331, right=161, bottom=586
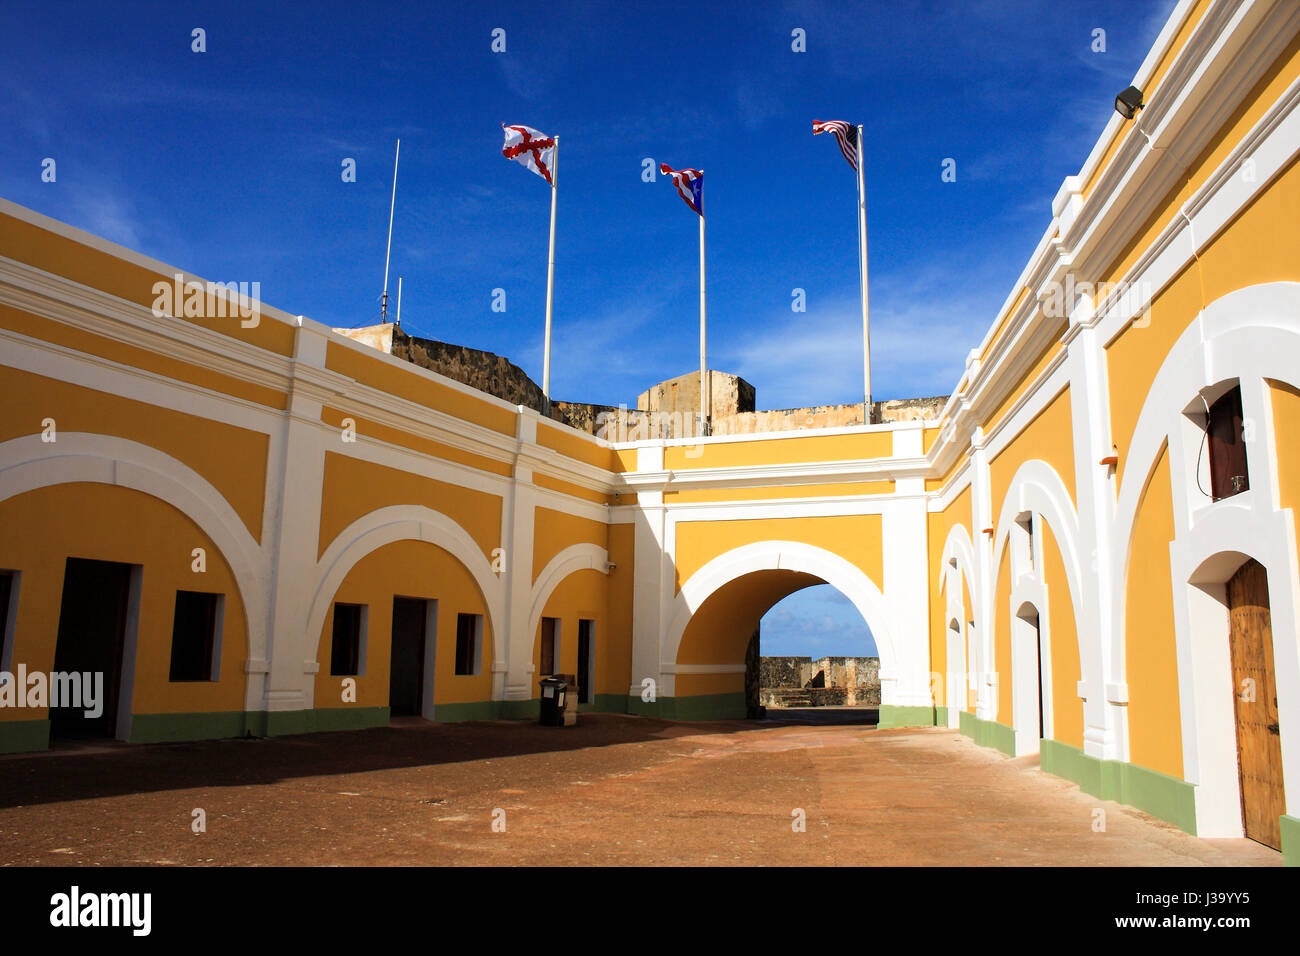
left=0, top=713, right=1281, bottom=866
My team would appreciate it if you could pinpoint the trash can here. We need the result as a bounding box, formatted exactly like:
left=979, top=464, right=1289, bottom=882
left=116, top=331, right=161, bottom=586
left=555, top=673, right=578, bottom=727
left=539, top=676, right=569, bottom=726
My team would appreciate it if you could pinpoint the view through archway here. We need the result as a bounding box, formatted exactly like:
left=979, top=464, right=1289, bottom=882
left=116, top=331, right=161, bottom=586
left=755, top=583, right=879, bottom=724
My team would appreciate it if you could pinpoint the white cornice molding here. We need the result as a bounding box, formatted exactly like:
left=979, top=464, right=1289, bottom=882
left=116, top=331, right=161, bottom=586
left=0, top=257, right=296, bottom=392
left=617, top=455, right=931, bottom=494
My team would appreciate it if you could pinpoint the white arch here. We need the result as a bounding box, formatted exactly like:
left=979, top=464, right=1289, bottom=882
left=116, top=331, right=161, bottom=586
left=939, top=523, right=977, bottom=609
left=305, top=505, right=506, bottom=676
left=991, top=459, right=1085, bottom=621
left=1109, top=282, right=1300, bottom=835
left=525, top=543, right=609, bottom=654
left=663, top=540, right=897, bottom=696
left=1112, top=282, right=1300, bottom=677
left=0, top=433, right=269, bottom=690
left=938, top=524, right=977, bottom=727
left=990, top=460, right=1087, bottom=742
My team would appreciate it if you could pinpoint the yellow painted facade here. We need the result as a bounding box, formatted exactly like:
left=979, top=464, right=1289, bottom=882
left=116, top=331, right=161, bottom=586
left=1, top=0, right=1297, bottom=854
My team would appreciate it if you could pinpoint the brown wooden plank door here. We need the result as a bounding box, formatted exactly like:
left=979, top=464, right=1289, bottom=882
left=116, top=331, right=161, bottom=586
left=1227, top=559, right=1285, bottom=849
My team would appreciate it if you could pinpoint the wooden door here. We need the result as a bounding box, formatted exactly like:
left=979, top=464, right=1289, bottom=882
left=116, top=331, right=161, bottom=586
left=1227, top=559, right=1285, bottom=849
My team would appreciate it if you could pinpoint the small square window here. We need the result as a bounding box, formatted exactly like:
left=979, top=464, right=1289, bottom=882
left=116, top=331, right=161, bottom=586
left=169, top=590, right=222, bottom=682
left=455, top=613, right=482, bottom=676
left=330, top=603, right=365, bottom=676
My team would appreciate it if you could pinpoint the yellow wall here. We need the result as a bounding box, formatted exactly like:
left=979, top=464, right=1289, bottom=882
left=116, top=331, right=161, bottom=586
left=665, top=430, right=891, bottom=470
left=672, top=514, right=884, bottom=595
left=325, top=341, right=517, bottom=437
left=0, top=364, right=269, bottom=541
left=318, top=452, right=502, bottom=562
left=989, top=386, right=1076, bottom=510
left=994, top=548, right=1013, bottom=726
left=0, top=211, right=297, bottom=358
left=532, top=508, right=607, bottom=582
left=313, top=538, right=495, bottom=709
left=1271, top=380, right=1300, bottom=561
left=664, top=481, right=892, bottom=503
left=0, top=483, right=249, bottom=721
left=537, top=422, right=616, bottom=471
left=320, top=406, right=511, bottom=477
left=533, top=568, right=607, bottom=688
left=676, top=569, right=821, bottom=667
left=0, top=304, right=289, bottom=411
left=1041, top=522, right=1084, bottom=749
left=982, top=327, right=1067, bottom=438
left=1124, top=444, right=1183, bottom=778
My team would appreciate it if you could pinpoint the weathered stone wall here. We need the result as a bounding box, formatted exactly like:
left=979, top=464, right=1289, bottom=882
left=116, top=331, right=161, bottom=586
left=637, top=369, right=756, bottom=420
left=334, top=327, right=945, bottom=441
left=760, top=656, right=810, bottom=689
left=759, top=655, right=880, bottom=707
left=391, top=329, right=549, bottom=411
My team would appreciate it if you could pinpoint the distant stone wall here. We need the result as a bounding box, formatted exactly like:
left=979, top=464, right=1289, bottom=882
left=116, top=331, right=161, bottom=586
left=760, top=656, right=810, bottom=688
left=759, top=655, right=880, bottom=707
left=333, top=326, right=944, bottom=440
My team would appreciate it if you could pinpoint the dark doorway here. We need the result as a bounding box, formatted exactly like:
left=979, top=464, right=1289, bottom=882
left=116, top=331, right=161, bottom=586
left=1227, top=558, right=1285, bottom=849
left=577, top=619, right=594, bottom=705
left=389, top=597, right=428, bottom=717
left=52, top=558, right=133, bottom=740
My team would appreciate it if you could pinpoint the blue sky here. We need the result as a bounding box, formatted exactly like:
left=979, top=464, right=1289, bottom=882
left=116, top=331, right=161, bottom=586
left=0, top=0, right=1176, bottom=655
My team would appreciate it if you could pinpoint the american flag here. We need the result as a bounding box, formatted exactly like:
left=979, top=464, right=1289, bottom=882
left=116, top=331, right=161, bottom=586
left=813, top=120, right=859, bottom=172
left=659, top=163, right=703, bottom=216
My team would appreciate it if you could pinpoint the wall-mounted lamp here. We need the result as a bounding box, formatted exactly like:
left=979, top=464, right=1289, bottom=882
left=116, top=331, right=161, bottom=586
left=1114, top=86, right=1145, bottom=120
left=1100, top=443, right=1119, bottom=468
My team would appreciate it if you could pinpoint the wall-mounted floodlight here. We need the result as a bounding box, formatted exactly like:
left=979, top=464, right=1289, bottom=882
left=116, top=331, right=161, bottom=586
left=1115, top=86, right=1145, bottom=120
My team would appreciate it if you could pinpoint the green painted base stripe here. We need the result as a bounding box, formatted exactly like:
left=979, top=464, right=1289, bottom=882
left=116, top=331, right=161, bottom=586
left=627, top=692, right=746, bottom=720
left=578, top=694, right=628, bottom=714
left=129, top=711, right=254, bottom=744
left=0, top=719, right=50, bottom=754
left=934, top=705, right=948, bottom=727
left=878, top=705, right=937, bottom=729
left=265, top=707, right=390, bottom=736
left=495, top=699, right=540, bottom=721
left=1282, top=815, right=1300, bottom=867
left=957, top=711, right=1016, bottom=755
left=430, top=700, right=499, bottom=722
left=1040, top=739, right=1197, bottom=835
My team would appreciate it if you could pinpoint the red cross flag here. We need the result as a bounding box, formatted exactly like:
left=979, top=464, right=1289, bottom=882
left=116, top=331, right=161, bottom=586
left=502, top=124, right=557, bottom=185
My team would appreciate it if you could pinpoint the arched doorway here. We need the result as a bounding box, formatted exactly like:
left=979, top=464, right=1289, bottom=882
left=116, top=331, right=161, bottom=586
left=756, top=583, right=878, bottom=720
left=661, top=541, right=900, bottom=721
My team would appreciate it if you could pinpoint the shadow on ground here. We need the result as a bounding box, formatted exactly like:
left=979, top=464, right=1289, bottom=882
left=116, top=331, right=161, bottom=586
left=0, top=712, right=812, bottom=809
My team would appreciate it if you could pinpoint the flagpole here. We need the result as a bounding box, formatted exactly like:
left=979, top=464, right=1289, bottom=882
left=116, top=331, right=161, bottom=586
left=699, top=212, right=708, bottom=436
left=382, top=139, right=401, bottom=323
left=856, top=125, right=871, bottom=418
left=541, top=136, right=558, bottom=415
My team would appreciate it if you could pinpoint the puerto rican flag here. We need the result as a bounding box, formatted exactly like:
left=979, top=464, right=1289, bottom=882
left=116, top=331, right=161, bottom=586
left=659, top=163, right=703, bottom=216
left=502, top=123, right=556, bottom=185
